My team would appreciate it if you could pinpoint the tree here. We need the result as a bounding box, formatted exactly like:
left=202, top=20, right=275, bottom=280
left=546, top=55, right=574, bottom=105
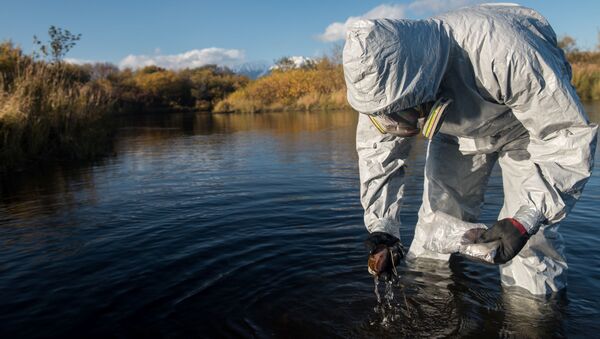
left=85, top=62, right=120, bottom=81
left=184, top=65, right=248, bottom=110
left=33, top=26, right=82, bottom=62
left=558, top=35, right=577, bottom=54
left=139, top=65, right=165, bottom=74
left=134, top=69, right=192, bottom=107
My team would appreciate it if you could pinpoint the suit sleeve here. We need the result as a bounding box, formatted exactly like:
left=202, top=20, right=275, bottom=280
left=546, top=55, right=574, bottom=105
left=494, top=41, right=597, bottom=233
left=356, top=113, right=413, bottom=238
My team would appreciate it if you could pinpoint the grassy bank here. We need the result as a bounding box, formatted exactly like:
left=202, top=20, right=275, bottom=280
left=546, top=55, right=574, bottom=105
left=0, top=43, right=113, bottom=172
left=214, top=51, right=600, bottom=113
left=214, top=58, right=350, bottom=113
left=569, top=51, right=600, bottom=100
left=1, top=33, right=599, bottom=172
left=97, top=64, right=248, bottom=114
left=0, top=39, right=249, bottom=172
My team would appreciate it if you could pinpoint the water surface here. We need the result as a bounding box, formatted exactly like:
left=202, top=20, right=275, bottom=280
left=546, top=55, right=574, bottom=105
left=1, top=103, right=600, bottom=337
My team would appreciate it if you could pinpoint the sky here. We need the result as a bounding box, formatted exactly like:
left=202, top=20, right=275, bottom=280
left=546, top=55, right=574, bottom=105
left=1, top=0, right=598, bottom=69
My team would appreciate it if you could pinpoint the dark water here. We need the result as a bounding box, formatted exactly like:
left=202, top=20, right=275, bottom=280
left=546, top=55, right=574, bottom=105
left=1, top=103, right=599, bottom=338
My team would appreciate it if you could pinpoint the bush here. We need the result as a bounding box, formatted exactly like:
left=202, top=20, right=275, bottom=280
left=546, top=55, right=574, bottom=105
left=215, top=58, right=350, bottom=113
left=0, top=50, right=113, bottom=171
left=567, top=51, right=600, bottom=65
left=0, top=42, right=33, bottom=91
left=571, top=63, right=600, bottom=100
left=133, top=67, right=192, bottom=108
left=102, top=65, right=248, bottom=114
left=184, top=65, right=248, bottom=111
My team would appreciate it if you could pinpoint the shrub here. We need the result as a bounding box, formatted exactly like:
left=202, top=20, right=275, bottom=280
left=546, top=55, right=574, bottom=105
left=216, top=58, right=350, bottom=113
left=0, top=57, right=113, bottom=171
left=571, top=63, right=600, bottom=100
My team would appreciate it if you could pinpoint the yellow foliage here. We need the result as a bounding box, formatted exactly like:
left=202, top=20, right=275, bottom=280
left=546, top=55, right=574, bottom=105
left=0, top=52, right=112, bottom=171
left=216, top=58, right=350, bottom=113
left=219, top=50, right=600, bottom=113
left=571, top=62, right=600, bottom=100
left=134, top=69, right=189, bottom=106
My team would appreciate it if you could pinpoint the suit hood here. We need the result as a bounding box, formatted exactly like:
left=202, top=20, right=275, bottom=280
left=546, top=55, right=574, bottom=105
left=343, top=18, right=450, bottom=115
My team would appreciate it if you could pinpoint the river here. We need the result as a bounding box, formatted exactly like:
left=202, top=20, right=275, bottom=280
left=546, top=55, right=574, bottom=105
left=1, top=102, right=599, bottom=337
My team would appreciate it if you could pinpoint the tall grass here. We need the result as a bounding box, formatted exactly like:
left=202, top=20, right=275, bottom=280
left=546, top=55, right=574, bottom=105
left=571, top=63, right=600, bottom=101
left=0, top=58, right=113, bottom=172
left=1, top=41, right=599, bottom=172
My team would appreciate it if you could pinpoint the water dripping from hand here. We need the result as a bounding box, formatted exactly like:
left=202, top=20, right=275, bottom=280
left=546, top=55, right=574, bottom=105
left=371, top=276, right=403, bottom=328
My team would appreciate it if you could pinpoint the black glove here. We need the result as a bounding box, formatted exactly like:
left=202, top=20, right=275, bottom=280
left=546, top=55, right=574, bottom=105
left=365, top=232, right=404, bottom=277
left=476, top=218, right=530, bottom=264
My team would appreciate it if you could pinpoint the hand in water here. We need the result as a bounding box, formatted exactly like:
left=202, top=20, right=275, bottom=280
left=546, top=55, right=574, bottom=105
left=365, top=232, right=405, bottom=278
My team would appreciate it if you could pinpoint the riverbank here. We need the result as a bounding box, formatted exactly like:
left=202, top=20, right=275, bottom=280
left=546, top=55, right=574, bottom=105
left=0, top=42, right=248, bottom=172
left=213, top=58, right=350, bottom=113
left=0, top=43, right=113, bottom=172
left=215, top=50, right=600, bottom=113
left=2, top=40, right=599, bottom=172
left=569, top=51, right=600, bottom=100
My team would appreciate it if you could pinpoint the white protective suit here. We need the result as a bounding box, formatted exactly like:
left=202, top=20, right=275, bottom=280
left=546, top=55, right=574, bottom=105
left=344, top=4, right=597, bottom=295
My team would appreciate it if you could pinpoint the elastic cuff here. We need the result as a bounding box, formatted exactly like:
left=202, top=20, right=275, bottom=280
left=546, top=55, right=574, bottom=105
left=368, top=219, right=400, bottom=240
left=508, top=218, right=528, bottom=236
left=513, top=206, right=544, bottom=235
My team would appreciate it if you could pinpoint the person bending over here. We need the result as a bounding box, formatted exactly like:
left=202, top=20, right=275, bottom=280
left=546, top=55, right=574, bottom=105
left=343, top=3, right=597, bottom=295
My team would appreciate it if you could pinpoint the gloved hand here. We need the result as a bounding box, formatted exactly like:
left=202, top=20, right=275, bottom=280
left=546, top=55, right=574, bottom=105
left=476, top=218, right=530, bottom=264
left=365, top=232, right=404, bottom=277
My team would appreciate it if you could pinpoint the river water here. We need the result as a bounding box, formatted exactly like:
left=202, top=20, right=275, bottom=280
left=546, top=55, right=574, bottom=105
left=1, top=102, right=599, bottom=338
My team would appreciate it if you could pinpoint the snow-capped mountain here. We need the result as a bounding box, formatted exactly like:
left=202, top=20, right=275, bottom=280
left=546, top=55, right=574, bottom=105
left=231, top=56, right=316, bottom=79
left=269, top=56, right=315, bottom=71
left=231, top=62, right=271, bottom=79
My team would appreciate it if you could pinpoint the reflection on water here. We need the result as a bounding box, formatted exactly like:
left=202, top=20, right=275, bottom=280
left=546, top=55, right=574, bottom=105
left=0, top=104, right=599, bottom=337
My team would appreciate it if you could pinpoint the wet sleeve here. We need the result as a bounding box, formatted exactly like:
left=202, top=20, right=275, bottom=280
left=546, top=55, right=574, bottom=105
left=495, top=43, right=598, bottom=233
left=356, top=113, right=413, bottom=239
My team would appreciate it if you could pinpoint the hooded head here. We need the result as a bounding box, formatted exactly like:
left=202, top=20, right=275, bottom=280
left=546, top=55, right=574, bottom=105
left=343, top=18, right=450, bottom=116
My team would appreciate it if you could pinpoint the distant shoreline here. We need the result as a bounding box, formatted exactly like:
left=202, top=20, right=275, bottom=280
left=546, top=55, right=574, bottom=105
left=1, top=40, right=598, bottom=172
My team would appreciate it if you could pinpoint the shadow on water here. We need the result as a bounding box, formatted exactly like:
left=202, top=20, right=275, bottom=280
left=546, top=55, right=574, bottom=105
left=0, top=104, right=599, bottom=337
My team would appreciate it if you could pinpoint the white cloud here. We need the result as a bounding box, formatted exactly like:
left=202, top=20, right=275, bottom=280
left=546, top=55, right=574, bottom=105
left=317, top=0, right=482, bottom=42
left=363, top=3, right=408, bottom=18
left=318, top=4, right=406, bottom=42
left=64, top=57, right=97, bottom=65
left=118, top=47, right=246, bottom=70
left=408, top=0, right=477, bottom=14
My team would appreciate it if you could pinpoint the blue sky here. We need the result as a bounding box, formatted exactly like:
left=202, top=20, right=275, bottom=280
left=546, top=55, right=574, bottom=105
left=1, top=0, right=598, bottom=68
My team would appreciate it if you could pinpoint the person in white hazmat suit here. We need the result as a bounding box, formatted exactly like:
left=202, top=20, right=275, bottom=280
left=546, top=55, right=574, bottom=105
left=345, top=3, right=597, bottom=295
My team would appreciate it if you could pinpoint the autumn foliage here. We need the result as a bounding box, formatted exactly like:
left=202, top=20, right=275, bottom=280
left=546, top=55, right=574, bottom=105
left=214, top=58, right=350, bottom=113
left=0, top=40, right=249, bottom=171
left=2, top=31, right=600, bottom=172
left=568, top=51, right=600, bottom=101
left=0, top=42, right=112, bottom=171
